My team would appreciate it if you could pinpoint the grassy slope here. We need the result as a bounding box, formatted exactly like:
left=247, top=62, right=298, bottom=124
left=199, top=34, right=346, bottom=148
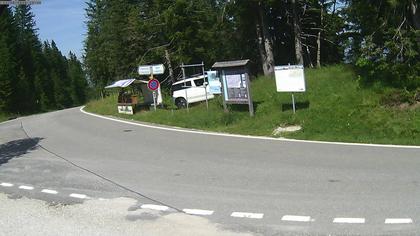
left=85, top=65, right=420, bottom=145
left=0, top=113, right=10, bottom=123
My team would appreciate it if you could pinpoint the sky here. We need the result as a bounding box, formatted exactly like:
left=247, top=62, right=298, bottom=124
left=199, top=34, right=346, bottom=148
left=32, top=0, right=86, bottom=59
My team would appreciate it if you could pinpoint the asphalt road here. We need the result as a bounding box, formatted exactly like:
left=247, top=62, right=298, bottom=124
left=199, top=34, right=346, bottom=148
left=1, top=107, right=419, bottom=235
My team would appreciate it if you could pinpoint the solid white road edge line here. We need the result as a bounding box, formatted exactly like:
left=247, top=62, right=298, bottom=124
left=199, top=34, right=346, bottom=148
left=333, top=218, right=365, bottom=224
left=80, top=107, right=420, bottom=149
left=69, top=193, right=89, bottom=199
left=0, top=182, right=14, bottom=187
left=182, top=209, right=214, bottom=216
left=231, top=212, right=264, bottom=219
left=281, top=215, right=313, bottom=222
left=385, top=218, right=413, bottom=224
left=41, top=189, right=58, bottom=194
left=141, top=204, right=169, bottom=211
left=19, top=185, right=34, bottom=190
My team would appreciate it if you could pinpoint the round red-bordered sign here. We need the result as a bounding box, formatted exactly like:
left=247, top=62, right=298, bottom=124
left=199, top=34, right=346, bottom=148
left=147, top=79, right=160, bottom=91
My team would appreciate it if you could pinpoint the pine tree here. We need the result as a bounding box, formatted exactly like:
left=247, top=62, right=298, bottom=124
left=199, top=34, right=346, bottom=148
left=67, top=52, right=87, bottom=105
left=0, top=6, right=17, bottom=112
left=14, top=5, right=43, bottom=112
left=47, top=40, right=73, bottom=108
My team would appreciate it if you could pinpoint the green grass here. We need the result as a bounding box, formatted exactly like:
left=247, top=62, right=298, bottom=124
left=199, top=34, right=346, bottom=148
left=0, top=113, right=10, bottom=123
left=85, top=65, right=420, bottom=145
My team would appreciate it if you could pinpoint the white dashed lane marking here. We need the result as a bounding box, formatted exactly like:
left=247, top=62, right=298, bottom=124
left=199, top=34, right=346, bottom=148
left=69, top=193, right=89, bottom=199
left=183, top=209, right=214, bottom=216
left=0, top=182, right=14, bottom=187
left=41, top=189, right=58, bottom=194
left=281, top=215, right=313, bottom=222
left=333, top=218, right=365, bottom=224
left=385, top=218, right=413, bottom=224
left=1, top=181, right=418, bottom=225
left=141, top=204, right=169, bottom=211
left=231, top=212, right=264, bottom=219
left=19, top=185, right=34, bottom=190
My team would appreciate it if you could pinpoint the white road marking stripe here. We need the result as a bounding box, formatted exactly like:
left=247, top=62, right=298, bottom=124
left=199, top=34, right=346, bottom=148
left=141, top=204, right=169, bottom=211
left=281, top=215, right=313, bottom=222
left=41, top=189, right=58, bottom=194
left=385, top=218, right=413, bottom=224
left=69, top=193, right=88, bottom=199
left=19, top=185, right=34, bottom=190
left=183, top=209, right=214, bottom=216
left=333, top=218, right=365, bottom=224
left=231, top=212, right=264, bottom=219
left=80, top=107, right=420, bottom=149
left=0, top=182, right=13, bottom=187
left=98, top=198, right=108, bottom=201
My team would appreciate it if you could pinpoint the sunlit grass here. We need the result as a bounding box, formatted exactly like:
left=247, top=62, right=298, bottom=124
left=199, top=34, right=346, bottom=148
left=85, top=65, right=420, bottom=145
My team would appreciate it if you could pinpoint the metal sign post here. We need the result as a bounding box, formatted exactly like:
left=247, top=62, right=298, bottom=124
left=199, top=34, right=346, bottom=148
left=181, top=63, right=189, bottom=112
left=147, top=77, right=160, bottom=112
left=204, top=83, right=209, bottom=110
left=201, top=62, right=209, bottom=111
left=152, top=91, right=157, bottom=111
left=291, top=93, right=296, bottom=114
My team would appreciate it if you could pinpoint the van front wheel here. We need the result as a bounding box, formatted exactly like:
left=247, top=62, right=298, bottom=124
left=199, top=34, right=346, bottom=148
left=175, top=98, right=187, bottom=109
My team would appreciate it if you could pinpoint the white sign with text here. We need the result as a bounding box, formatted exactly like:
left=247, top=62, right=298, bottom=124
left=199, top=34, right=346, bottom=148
left=275, top=65, right=306, bottom=92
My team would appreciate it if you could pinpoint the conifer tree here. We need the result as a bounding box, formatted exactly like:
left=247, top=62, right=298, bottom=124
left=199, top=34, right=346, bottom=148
left=0, top=6, right=17, bottom=112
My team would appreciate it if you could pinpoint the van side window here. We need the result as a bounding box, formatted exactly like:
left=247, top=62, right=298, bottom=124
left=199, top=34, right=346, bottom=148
left=194, top=79, right=205, bottom=86
left=172, top=81, right=192, bottom=92
left=171, top=84, right=184, bottom=92
left=183, top=81, right=192, bottom=87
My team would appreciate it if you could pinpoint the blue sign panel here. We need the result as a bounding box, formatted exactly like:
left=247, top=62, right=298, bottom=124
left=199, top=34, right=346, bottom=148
left=207, top=71, right=221, bottom=94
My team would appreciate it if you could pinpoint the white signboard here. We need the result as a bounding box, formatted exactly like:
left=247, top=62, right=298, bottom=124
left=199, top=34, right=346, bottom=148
left=138, top=64, right=165, bottom=75
left=118, top=105, right=134, bottom=115
left=275, top=65, right=306, bottom=92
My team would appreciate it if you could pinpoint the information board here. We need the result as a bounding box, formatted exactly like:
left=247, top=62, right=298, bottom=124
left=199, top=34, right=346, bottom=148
left=275, top=65, right=306, bottom=92
left=222, top=73, right=249, bottom=103
left=207, top=71, right=221, bottom=94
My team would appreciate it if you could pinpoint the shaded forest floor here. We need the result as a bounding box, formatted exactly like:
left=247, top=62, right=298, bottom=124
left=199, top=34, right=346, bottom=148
left=86, top=65, right=420, bottom=145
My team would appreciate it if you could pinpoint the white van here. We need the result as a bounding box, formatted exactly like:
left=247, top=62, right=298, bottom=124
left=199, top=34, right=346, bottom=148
left=171, top=75, right=215, bottom=108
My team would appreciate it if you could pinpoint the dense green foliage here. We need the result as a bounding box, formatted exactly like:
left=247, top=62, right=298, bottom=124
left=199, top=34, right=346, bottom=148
left=84, top=0, right=346, bottom=87
left=0, top=6, right=88, bottom=115
left=85, top=65, right=420, bottom=145
left=84, top=0, right=418, bottom=95
left=346, top=0, right=419, bottom=90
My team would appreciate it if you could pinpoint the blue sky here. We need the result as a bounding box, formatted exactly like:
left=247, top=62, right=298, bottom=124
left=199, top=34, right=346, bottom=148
left=32, top=0, right=86, bottom=59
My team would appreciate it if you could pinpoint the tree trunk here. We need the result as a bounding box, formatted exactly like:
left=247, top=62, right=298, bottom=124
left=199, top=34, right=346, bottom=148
left=256, top=1, right=275, bottom=76
left=256, top=22, right=266, bottom=71
left=165, top=49, right=175, bottom=83
left=317, top=1, right=324, bottom=68
left=292, top=0, right=304, bottom=65
left=411, top=0, right=419, bottom=30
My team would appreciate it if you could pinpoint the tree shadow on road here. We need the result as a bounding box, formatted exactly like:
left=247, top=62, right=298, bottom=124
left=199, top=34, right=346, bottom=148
left=0, top=138, right=43, bottom=166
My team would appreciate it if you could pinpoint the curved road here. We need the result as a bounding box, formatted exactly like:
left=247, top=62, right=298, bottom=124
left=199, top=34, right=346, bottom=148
left=1, top=107, right=419, bottom=235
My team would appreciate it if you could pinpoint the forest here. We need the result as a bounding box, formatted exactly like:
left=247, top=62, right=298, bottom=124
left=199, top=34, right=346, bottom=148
left=84, top=0, right=419, bottom=92
left=0, top=1, right=419, bottom=116
left=0, top=5, right=87, bottom=115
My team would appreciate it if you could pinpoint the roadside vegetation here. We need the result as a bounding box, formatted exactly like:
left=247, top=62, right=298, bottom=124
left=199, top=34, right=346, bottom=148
left=0, top=113, right=9, bottom=123
left=85, top=65, right=420, bottom=146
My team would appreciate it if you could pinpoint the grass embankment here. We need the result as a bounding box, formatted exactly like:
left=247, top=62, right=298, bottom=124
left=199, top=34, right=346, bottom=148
left=0, top=113, right=11, bottom=123
left=85, top=65, right=420, bottom=145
